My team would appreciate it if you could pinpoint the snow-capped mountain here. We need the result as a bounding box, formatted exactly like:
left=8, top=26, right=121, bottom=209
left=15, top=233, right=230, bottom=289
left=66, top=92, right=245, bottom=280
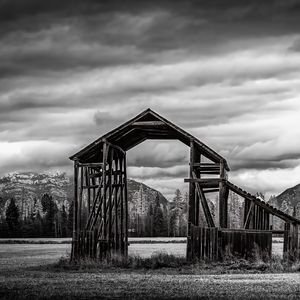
left=0, top=172, right=169, bottom=220
left=0, top=172, right=73, bottom=219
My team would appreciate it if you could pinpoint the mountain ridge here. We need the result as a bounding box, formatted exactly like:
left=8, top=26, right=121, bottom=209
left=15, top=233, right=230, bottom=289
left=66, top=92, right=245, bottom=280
left=0, top=171, right=169, bottom=220
left=268, top=183, right=300, bottom=217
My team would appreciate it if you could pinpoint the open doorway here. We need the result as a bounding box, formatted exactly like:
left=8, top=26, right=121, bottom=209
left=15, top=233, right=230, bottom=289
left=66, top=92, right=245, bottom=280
left=126, top=140, right=189, bottom=257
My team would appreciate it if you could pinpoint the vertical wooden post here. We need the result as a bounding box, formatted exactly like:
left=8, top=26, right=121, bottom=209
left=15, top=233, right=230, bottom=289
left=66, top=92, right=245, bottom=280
left=219, top=160, right=228, bottom=228
left=78, top=166, right=83, bottom=236
left=86, top=167, right=91, bottom=213
left=283, top=222, right=291, bottom=261
left=187, top=139, right=195, bottom=261
left=119, top=154, right=124, bottom=254
left=108, top=149, right=113, bottom=252
left=115, top=156, right=119, bottom=252
left=102, top=143, right=107, bottom=242
left=71, top=160, right=79, bottom=261
left=124, top=152, right=128, bottom=257
left=113, top=155, right=118, bottom=252
left=194, top=150, right=201, bottom=226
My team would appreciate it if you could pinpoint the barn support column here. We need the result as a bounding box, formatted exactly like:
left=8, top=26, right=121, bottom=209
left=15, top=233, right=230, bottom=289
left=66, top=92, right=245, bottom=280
left=284, top=222, right=300, bottom=261
left=124, top=152, right=128, bottom=257
left=283, top=222, right=291, bottom=261
left=187, top=140, right=195, bottom=261
left=71, top=160, right=79, bottom=261
left=219, top=160, right=229, bottom=228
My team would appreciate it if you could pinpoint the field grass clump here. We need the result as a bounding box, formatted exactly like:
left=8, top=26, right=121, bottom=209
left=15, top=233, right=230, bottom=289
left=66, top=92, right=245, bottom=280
left=51, top=246, right=300, bottom=274
left=54, top=251, right=188, bottom=271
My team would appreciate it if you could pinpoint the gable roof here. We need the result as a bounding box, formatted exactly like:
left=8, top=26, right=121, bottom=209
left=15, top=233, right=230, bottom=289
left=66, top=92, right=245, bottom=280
left=70, top=108, right=229, bottom=170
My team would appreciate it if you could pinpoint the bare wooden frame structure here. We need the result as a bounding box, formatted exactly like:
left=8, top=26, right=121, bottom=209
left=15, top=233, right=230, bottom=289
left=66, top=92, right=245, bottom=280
left=70, top=109, right=300, bottom=261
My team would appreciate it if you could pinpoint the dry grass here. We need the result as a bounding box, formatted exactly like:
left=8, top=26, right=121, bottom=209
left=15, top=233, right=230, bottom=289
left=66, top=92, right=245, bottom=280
left=3, top=249, right=300, bottom=299
left=54, top=252, right=188, bottom=271
left=51, top=250, right=300, bottom=275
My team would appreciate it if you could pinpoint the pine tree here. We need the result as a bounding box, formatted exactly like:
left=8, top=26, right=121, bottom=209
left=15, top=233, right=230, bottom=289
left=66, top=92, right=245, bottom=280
left=67, top=201, right=74, bottom=237
left=61, top=205, right=68, bottom=237
left=169, top=209, right=178, bottom=237
left=170, top=189, right=185, bottom=236
left=41, top=194, right=57, bottom=237
left=6, top=198, right=20, bottom=237
left=146, top=203, right=154, bottom=237
left=153, top=193, right=165, bottom=236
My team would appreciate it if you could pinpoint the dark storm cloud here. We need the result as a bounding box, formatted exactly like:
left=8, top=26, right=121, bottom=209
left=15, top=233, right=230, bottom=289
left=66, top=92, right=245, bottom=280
left=289, top=38, right=300, bottom=52
left=1, top=0, right=300, bottom=76
left=1, top=0, right=300, bottom=198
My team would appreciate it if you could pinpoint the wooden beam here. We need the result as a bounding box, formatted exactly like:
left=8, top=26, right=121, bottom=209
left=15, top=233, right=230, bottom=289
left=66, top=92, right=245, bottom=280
left=243, top=201, right=255, bottom=229
left=120, top=155, right=124, bottom=254
left=194, top=150, right=201, bottom=226
left=219, top=160, right=228, bottom=228
left=108, top=149, right=113, bottom=250
left=102, top=143, right=108, bottom=240
left=85, top=176, right=103, bottom=230
left=78, top=162, right=103, bottom=167
left=85, top=167, right=91, bottom=213
left=124, top=152, right=128, bottom=256
left=226, top=181, right=300, bottom=224
left=106, top=141, right=126, bottom=155
left=203, top=188, right=219, bottom=194
left=192, top=172, right=215, bottom=227
left=78, top=166, right=84, bottom=234
left=131, top=121, right=165, bottom=126
left=198, top=171, right=220, bottom=175
left=71, top=160, right=79, bottom=260
left=184, top=178, right=222, bottom=183
left=187, top=140, right=195, bottom=261
left=192, top=163, right=220, bottom=167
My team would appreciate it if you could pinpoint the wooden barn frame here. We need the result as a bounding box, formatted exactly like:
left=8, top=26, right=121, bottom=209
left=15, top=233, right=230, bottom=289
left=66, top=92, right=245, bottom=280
left=70, top=108, right=300, bottom=261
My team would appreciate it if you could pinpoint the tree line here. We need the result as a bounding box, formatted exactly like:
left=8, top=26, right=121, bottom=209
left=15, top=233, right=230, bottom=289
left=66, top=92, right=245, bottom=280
left=0, top=194, right=73, bottom=238
left=129, top=189, right=188, bottom=237
left=0, top=189, right=189, bottom=238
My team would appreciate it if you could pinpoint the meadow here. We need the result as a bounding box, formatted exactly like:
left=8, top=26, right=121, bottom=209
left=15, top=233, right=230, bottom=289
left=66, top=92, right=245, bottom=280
left=1, top=237, right=299, bottom=299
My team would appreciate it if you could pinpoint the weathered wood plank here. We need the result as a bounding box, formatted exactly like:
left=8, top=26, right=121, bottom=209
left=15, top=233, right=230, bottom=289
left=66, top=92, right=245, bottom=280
left=193, top=172, right=215, bottom=227
left=71, top=161, right=79, bottom=260
left=243, top=202, right=255, bottom=229
left=187, top=140, right=195, bottom=261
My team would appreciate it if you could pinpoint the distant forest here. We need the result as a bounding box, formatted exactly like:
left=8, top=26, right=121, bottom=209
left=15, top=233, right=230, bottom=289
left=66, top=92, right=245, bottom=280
left=0, top=189, right=189, bottom=238
left=0, top=194, right=72, bottom=238
left=0, top=188, right=264, bottom=238
left=129, top=189, right=188, bottom=237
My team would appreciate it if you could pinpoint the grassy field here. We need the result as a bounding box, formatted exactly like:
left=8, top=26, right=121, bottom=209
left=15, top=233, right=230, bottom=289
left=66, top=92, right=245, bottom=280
left=0, top=237, right=297, bottom=299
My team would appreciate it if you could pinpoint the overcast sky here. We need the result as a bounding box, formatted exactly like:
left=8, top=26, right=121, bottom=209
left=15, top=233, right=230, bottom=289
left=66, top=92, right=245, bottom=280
left=1, top=0, right=300, bottom=200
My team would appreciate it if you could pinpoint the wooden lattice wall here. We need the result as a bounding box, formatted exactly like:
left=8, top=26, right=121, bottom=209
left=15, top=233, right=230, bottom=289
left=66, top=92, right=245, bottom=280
left=71, top=143, right=128, bottom=260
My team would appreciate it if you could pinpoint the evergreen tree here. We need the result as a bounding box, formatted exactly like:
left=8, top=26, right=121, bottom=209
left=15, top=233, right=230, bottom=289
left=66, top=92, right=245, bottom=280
left=67, top=201, right=74, bottom=237
left=61, top=205, right=68, bottom=237
left=169, top=189, right=187, bottom=236
left=21, top=217, right=35, bottom=237
left=174, top=189, right=183, bottom=205
left=0, top=220, right=9, bottom=238
left=152, top=193, right=165, bottom=236
left=5, top=198, right=20, bottom=237
left=169, top=209, right=179, bottom=237
left=145, top=203, right=154, bottom=236
left=33, top=211, right=43, bottom=237
left=42, top=194, right=57, bottom=237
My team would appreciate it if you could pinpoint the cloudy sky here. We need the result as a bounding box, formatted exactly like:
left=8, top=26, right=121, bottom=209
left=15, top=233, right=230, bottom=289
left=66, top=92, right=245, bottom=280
left=1, top=0, right=300, bottom=200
